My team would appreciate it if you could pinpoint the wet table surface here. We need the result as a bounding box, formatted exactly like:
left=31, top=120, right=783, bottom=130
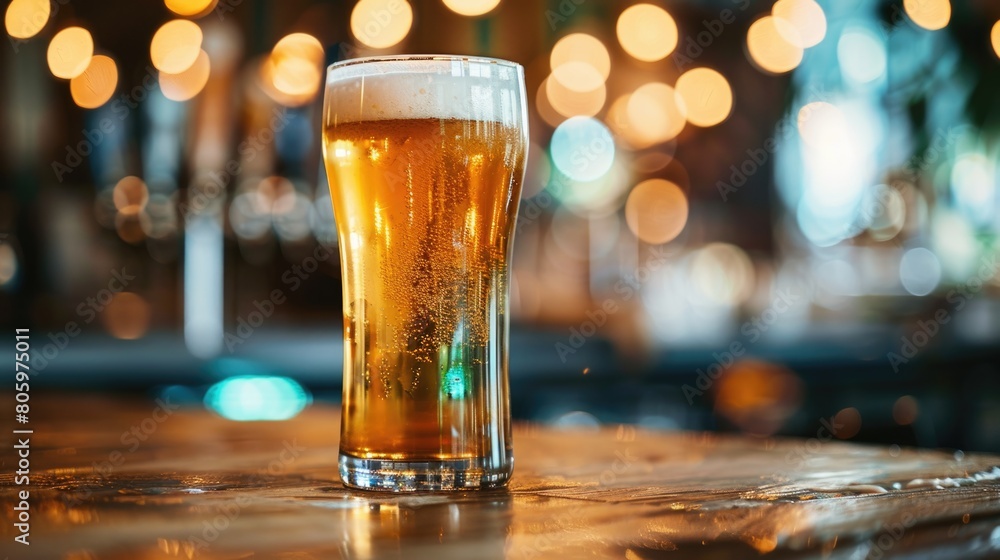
left=2, top=395, right=1000, bottom=559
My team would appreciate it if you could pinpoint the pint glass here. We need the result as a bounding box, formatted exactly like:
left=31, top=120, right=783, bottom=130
left=322, top=56, right=528, bottom=491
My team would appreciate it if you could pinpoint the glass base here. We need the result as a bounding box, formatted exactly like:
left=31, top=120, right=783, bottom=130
left=339, top=452, right=512, bottom=492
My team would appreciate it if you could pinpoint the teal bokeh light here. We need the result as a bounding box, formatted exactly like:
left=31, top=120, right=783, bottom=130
left=550, top=116, right=615, bottom=182
left=204, top=375, right=311, bottom=421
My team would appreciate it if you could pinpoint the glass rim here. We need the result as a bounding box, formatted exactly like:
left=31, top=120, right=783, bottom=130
left=326, top=54, right=523, bottom=73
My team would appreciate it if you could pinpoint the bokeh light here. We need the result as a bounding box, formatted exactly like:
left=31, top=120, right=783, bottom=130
left=616, top=4, right=678, bottom=62
left=102, top=292, right=152, bottom=340
left=545, top=74, right=606, bottom=118
left=900, top=247, right=941, bottom=296
left=550, top=160, right=629, bottom=216
left=69, top=55, right=118, bottom=109
left=0, top=244, right=17, bottom=287
left=674, top=68, right=733, bottom=127
left=261, top=33, right=324, bottom=106
left=113, top=176, right=150, bottom=215
left=771, top=0, right=826, bottom=48
left=535, top=77, right=568, bottom=127
left=714, top=360, right=803, bottom=437
left=952, top=153, right=996, bottom=225
left=550, top=116, right=615, bottom=182
left=272, top=32, right=324, bottom=69
left=833, top=407, right=861, bottom=439
left=903, top=0, right=951, bottom=31
left=690, top=243, right=755, bottom=306
left=993, top=21, right=1000, bottom=59
left=160, top=48, right=211, bottom=101
left=150, top=19, right=204, bottom=74
left=205, top=375, right=311, bottom=421
left=551, top=60, right=604, bottom=93
left=625, top=179, right=688, bottom=244
left=627, top=82, right=686, bottom=145
left=861, top=184, right=906, bottom=242
left=797, top=101, right=845, bottom=146
left=115, top=212, right=149, bottom=244
left=351, top=0, right=414, bottom=49
left=604, top=94, right=639, bottom=147
left=838, top=27, right=886, bottom=84
left=442, top=0, right=501, bottom=17
left=893, top=396, right=919, bottom=426
left=746, top=15, right=803, bottom=74
left=550, top=33, right=610, bottom=84
left=4, top=0, right=49, bottom=39
left=164, top=0, right=217, bottom=17
left=47, top=27, right=94, bottom=79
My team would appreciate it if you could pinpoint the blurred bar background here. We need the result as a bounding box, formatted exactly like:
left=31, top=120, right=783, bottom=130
left=3, top=0, right=1000, bottom=450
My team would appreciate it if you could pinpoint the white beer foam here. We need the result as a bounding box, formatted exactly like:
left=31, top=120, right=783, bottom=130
left=325, top=57, right=521, bottom=124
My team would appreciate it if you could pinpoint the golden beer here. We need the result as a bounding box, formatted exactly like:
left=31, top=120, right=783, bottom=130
left=322, top=56, right=528, bottom=491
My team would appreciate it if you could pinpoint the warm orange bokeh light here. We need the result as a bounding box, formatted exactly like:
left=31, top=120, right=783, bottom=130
left=0, top=244, right=16, bottom=286
left=69, top=55, right=118, bottom=109
left=261, top=33, right=324, bottom=106
left=47, top=27, right=94, bottom=79
left=150, top=19, right=203, bottom=74
left=545, top=74, right=606, bottom=118
left=903, top=0, right=950, bottom=31
left=626, top=82, right=686, bottom=145
left=4, top=0, right=49, bottom=39
left=674, top=67, right=733, bottom=127
left=164, top=0, right=217, bottom=17
left=625, top=179, right=688, bottom=244
left=746, top=15, right=803, bottom=74
left=442, top=0, right=501, bottom=17
left=535, top=78, right=567, bottom=128
left=159, top=49, right=211, bottom=102
left=714, top=360, right=803, bottom=437
left=112, top=176, right=150, bottom=215
left=771, top=0, right=826, bottom=48
left=102, top=292, right=153, bottom=340
left=617, top=4, right=678, bottom=62
left=550, top=33, right=610, bottom=88
left=893, top=396, right=920, bottom=426
left=551, top=61, right=604, bottom=93
left=351, top=0, right=414, bottom=49
left=833, top=407, right=862, bottom=439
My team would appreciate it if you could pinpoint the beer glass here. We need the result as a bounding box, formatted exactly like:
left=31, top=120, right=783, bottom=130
left=322, top=55, right=528, bottom=491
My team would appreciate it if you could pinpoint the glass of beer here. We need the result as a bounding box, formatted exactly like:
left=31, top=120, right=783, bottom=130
left=322, top=55, right=528, bottom=491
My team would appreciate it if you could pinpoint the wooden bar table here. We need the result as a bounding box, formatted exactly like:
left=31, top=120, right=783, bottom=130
left=2, top=395, right=1000, bottom=559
